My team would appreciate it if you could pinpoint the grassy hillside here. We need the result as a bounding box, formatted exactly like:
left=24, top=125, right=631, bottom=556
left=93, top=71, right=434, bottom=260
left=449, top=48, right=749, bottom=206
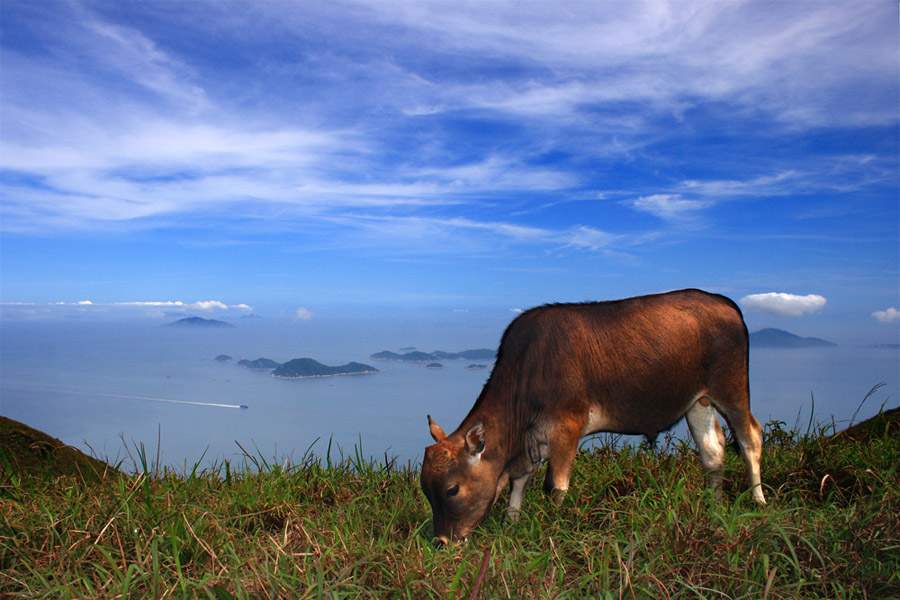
left=0, top=416, right=118, bottom=484
left=1, top=409, right=898, bottom=599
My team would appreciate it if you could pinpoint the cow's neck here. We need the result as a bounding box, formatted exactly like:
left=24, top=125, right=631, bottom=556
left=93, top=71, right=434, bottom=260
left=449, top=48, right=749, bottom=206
left=459, top=373, right=531, bottom=479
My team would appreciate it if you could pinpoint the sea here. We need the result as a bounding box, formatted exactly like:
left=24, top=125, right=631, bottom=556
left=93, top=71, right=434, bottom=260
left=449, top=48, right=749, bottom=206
left=1, top=317, right=898, bottom=473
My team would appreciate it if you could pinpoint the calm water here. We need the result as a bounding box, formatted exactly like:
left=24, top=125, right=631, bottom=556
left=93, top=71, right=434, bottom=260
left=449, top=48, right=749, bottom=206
left=1, top=319, right=897, bottom=471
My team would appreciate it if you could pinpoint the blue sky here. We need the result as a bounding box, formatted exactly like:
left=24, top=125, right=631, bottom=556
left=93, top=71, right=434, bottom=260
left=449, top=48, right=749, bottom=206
left=1, top=1, right=898, bottom=344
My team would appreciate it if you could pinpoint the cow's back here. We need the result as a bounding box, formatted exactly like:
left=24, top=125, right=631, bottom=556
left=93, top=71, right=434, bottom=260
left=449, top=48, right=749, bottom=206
left=489, top=289, right=749, bottom=438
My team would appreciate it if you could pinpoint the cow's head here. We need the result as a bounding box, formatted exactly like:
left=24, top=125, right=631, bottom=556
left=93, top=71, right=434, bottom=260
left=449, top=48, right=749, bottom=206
left=420, top=415, right=498, bottom=546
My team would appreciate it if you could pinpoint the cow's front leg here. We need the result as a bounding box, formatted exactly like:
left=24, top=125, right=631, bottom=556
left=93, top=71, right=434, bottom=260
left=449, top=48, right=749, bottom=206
left=542, top=424, right=581, bottom=505
left=506, top=472, right=533, bottom=522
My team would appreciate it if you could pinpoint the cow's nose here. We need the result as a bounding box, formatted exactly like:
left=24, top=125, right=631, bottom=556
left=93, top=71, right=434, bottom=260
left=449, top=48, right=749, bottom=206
left=433, top=535, right=450, bottom=548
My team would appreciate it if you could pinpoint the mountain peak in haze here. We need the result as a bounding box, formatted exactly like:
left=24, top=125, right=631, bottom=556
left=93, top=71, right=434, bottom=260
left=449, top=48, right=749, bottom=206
left=165, top=316, right=235, bottom=329
left=749, top=328, right=836, bottom=348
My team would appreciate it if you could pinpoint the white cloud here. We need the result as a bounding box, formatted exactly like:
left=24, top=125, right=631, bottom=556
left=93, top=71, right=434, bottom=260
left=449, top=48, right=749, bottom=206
left=186, top=300, right=228, bottom=312
left=294, top=307, right=313, bottom=321
left=872, top=307, right=900, bottom=323
left=740, top=292, right=827, bottom=317
left=0, top=300, right=252, bottom=316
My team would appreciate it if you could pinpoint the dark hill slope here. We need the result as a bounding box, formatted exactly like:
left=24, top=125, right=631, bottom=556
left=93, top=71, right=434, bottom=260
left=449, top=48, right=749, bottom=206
left=0, top=417, right=118, bottom=483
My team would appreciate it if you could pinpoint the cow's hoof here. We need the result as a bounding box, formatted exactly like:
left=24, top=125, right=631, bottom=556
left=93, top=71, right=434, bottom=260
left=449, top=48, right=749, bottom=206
left=505, top=508, right=521, bottom=523
left=550, top=488, right=568, bottom=505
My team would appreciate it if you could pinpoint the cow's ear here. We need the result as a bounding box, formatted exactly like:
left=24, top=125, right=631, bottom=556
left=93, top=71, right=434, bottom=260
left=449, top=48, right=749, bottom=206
left=428, top=415, right=447, bottom=442
left=465, top=422, right=485, bottom=456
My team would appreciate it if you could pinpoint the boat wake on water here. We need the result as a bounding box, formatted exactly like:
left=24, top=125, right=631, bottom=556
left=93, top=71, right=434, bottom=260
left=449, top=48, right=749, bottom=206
left=3, top=384, right=247, bottom=409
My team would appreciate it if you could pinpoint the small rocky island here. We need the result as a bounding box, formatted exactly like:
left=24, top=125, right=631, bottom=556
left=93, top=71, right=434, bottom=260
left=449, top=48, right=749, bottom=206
left=371, top=348, right=496, bottom=363
left=425, top=362, right=444, bottom=369
left=237, top=358, right=281, bottom=370
left=214, top=354, right=233, bottom=362
left=272, top=358, right=380, bottom=379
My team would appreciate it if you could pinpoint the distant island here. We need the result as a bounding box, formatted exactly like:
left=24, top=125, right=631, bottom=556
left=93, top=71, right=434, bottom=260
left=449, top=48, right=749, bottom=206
left=425, top=363, right=444, bottom=369
left=466, top=364, right=490, bottom=370
left=272, top=358, right=380, bottom=379
left=371, top=348, right=496, bottom=363
left=749, top=328, right=836, bottom=348
left=237, top=358, right=281, bottom=370
left=213, top=354, right=233, bottom=362
left=166, top=317, right=235, bottom=329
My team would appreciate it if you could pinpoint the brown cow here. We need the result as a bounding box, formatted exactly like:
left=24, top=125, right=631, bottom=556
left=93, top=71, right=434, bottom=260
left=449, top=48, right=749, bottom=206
left=421, top=289, right=766, bottom=545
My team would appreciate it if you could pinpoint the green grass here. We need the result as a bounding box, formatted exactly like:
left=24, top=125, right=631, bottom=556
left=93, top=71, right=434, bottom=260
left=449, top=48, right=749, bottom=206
left=1, top=409, right=898, bottom=599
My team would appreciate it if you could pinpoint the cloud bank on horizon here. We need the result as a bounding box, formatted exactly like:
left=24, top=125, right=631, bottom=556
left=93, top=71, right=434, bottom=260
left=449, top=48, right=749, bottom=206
left=0, top=1, right=897, bottom=342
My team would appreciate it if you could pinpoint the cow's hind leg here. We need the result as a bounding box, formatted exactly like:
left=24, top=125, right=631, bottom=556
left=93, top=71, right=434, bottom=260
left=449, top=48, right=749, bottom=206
left=730, top=410, right=766, bottom=505
left=686, top=397, right=725, bottom=499
left=710, top=395, right=767, bottom=505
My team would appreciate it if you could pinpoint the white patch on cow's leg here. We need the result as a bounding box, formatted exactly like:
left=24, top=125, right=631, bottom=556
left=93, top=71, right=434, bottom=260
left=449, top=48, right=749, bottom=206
left=686, top=397, right=725, bottom=499
left=506, top=472, right=532, bottom=522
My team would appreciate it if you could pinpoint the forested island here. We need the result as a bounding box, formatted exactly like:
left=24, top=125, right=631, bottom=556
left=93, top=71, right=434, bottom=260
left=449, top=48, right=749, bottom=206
left=215, top=354, right=380, bottom=379
left=237, top=358, right=281, bottom=370
left=272, top=358, right=380, bottom=379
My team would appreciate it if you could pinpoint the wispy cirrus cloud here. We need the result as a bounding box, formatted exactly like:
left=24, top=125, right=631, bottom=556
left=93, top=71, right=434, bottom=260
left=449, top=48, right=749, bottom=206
left=3, top=0, right=894, bottom=240
left=0, top=0, right=895, bottom=320
left=628, top=194, right=712, bottom=222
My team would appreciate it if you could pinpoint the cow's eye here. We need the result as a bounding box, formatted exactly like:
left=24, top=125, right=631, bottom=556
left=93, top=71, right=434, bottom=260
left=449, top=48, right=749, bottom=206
left=445, top=484, right=460, bottom=499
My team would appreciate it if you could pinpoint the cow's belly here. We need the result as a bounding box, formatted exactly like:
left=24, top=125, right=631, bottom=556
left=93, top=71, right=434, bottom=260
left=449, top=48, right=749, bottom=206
left=580, top=391, right=706, bottom=437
